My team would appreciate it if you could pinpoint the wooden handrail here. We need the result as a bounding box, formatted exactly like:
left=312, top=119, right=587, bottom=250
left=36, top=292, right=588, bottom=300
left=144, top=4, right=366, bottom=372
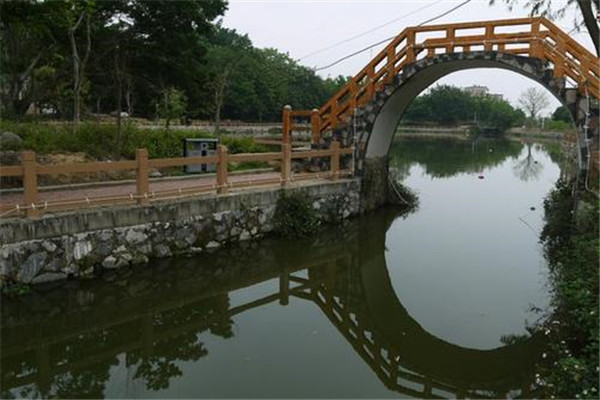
left=295, top=16, right=600, bottom=139
left=0, top=140, right=353, bottom=218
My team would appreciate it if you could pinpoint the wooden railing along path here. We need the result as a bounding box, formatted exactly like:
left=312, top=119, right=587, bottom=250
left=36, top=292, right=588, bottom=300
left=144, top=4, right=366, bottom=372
left=284, top=17, right=600, bottom=142
left=0, top=142, right=353, bottom=219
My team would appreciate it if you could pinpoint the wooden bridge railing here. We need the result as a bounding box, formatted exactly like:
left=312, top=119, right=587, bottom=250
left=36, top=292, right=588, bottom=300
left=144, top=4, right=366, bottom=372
left=0, top=142, right=353, bottom=219
left=286, top=17, right=600, bottom=141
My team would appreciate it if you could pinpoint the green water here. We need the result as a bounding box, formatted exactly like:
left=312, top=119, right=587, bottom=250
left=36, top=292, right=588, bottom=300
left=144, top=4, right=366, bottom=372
left=0, top=137, right=561, bottom=399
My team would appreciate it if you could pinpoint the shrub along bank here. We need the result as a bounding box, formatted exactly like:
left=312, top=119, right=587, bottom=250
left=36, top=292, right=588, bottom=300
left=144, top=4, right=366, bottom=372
left=0, top=121, right=268, bottom=160
left=534, top=180, right=599, bottom=399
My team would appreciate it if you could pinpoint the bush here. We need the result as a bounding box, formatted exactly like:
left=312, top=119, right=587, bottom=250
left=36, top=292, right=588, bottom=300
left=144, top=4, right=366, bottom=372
left=221, top=136, right=268, bottom=154
left=0, top=121, right=270, bottom=160
left=545, top=119, right=573, bottom=132
left=534, top=180, right=600, bottom=399
left=273, top=190, right=319, bottom=238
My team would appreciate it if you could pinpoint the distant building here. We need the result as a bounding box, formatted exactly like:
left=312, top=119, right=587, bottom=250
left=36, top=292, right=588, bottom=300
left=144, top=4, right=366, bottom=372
left=464, top=85, right=489, bottom=97
left=463, top=85, right=503, bottom=101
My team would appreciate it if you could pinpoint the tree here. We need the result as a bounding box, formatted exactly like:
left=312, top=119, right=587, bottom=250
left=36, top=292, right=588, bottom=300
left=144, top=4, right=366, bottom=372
left=518, top=87, right=551, bottom=120
left=65, top=1, right=94, bottom=129
left=490, top=0, right=599, bottom=56
left=552, top=106, right=572, bottom=122
left=155, top=87, right=187, bottom=129
left=0, top=1, right=60, bottom=117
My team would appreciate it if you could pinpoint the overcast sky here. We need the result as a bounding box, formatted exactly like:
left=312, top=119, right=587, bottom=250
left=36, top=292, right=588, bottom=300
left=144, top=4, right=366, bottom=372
left=222, top=0, right=595, bottom=116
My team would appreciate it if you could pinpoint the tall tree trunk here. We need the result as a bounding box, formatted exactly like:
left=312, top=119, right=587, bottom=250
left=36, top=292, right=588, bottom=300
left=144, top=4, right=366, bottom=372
left=115, top=47, right=123, bottom=157
left=68, top=11, right=92, bottom=132
left=576, top=0, right=600, bottom=56
left=125, top=76, right=133, bottom=116
left=213, top=70, right=229, bottom=135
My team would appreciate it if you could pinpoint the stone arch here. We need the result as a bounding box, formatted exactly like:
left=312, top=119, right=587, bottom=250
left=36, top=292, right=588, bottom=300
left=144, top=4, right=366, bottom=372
left=343, top=52, right=597, bottom=210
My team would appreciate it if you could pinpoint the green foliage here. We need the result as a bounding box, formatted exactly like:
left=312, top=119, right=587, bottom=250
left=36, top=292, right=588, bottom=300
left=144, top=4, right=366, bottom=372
left=1, top=283, right=31, bottom=297
left=552, top=106, right=573, bottom=123
left=220, top=136, right=267, bottom=154
left=155, top=88, right=187, bottom=129
left=545, top=119, right=573, bottom=131
left=273, top=191, right=320, bottom=238
left=0, top=2, right=345, bottom=124
left=0, top=121, right=270, bottom=161
left=535, top=180, right=600, bottom=399
left=402, top=84, right=525, bottom=132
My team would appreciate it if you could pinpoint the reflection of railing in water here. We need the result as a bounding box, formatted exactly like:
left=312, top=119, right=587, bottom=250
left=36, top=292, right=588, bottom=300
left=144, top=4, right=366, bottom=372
left=1, top=212, right=540, bottom=398
left=288, top=269, right=529, bottom=399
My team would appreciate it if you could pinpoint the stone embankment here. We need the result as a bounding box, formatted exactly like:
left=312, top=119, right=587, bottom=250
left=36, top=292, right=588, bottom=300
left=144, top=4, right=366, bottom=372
left=0, top=179, right=361, bottom=286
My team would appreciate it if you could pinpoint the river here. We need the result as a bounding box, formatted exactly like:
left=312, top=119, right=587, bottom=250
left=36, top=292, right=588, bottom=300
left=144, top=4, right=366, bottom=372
left=0, top=136, right=562, bottom=399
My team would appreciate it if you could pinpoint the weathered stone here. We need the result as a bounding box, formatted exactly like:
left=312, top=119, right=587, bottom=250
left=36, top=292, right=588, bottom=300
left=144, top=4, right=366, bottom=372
left=131, top=254, right=149, bottom=265
left=45, top=258, right=65, bottom=272
left=0, top=255, right=13, bottom=276
left=94, top=241, right=113, bottom=257
left=125, top=229, right=147, bottom=245
left=206, top=241, right=220, bottom=249
left=239, top=230, right=251, bottom=241
left=115, top=258, right=130, bottom=269
left=98, top=230, right=113, bottom=242
left=184, top=233, right=197, bottom=246
left=215, top=223, right=228, bottom=235
left=138, top=244, right=152, bottom=255
left=213, top=211, right=229, bottom=222
left=73, top=241, right=92, bottom=260
left=18, top=253, right=47, bottom=283
left=154, top=244, right=171, bottom=258
left=121, top=253, right=133, bottom=262
left=42, top=241, right=57, bottom=252
left=250, top=227, right=258, bottom=236
left=102, top=256, right=118, bottom=269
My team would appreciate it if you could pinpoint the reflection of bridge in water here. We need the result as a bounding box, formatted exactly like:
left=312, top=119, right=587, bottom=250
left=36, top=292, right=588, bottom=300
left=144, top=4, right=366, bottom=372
left=0, top=209, right=543, bottom=399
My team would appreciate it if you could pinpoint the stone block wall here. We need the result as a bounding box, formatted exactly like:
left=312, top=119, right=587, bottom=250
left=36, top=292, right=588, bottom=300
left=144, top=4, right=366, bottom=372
left=0, top=179, right=361, bottom=286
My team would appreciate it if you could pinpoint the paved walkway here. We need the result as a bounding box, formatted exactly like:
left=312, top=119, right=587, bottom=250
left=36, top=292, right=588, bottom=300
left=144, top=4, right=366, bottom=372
left=0, top=172, right=281, bottom=206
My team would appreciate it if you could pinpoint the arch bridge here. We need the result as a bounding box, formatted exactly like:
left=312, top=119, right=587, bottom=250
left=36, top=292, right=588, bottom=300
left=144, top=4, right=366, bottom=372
left=284, top=17, right=600, bottom=205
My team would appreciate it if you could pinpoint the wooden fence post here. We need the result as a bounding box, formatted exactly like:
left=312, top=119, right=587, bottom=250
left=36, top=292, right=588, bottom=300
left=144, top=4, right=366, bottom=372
left=529, top=19, right=541, bottom=59
left=310, top=108, right=320, bottom=144
left=406, top=29, right=416, bottom=63
left=22, top=150, right=38, bottom=218
left=282, top=105, right=292, bottom=144
left=136, top=148, right=149, bottom=205
left=217, top=144, right=229, bottom=195
left=330, top=140, right=340, bottom=180
left=281, top=143, right=291, bottom=187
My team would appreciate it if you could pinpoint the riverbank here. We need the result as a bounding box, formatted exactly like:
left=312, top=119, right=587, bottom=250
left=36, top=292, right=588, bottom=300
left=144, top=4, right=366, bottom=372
left=534, top=181, right=599, bottom=399
left=0, top=179, right=362, bottom=289
left=396, top=125, right=573, bottom=141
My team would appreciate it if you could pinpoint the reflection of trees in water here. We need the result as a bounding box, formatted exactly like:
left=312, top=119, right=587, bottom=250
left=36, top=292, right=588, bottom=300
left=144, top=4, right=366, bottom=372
left=127, top=296, right=231, bottom=391
left=389, top=137, right=523, bottom=178
left=1, top=293, right=233, bottom=398
left=513, top=142, right=543, bottom=182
